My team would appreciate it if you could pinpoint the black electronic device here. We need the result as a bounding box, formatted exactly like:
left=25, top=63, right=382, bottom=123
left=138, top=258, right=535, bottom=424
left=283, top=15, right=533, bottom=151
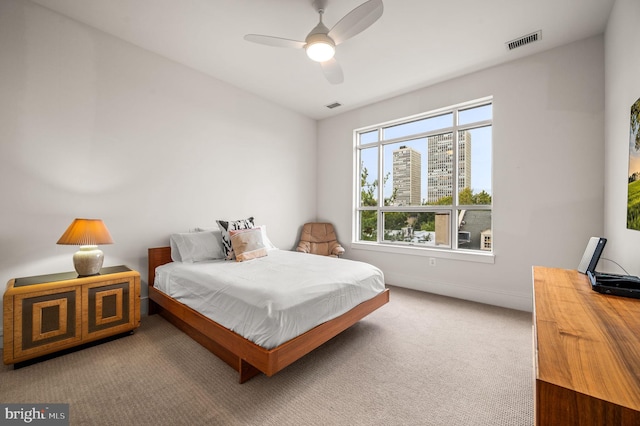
left=578, top=236, right=640, bottom=299
left=577, top=237, right=607, bottom=274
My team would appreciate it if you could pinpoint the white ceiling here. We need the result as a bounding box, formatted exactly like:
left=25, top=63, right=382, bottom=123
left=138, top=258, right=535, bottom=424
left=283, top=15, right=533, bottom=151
left=30, top=0, right=615, bottom=120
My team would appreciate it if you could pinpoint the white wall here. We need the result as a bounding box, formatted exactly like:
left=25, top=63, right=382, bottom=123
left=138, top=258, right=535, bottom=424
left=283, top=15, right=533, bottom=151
left=0, top=0, right=317, bottom=345
left=604, top=0, right=640, bottom=274
left=0, top=0, right=617, bottom=353
left=318, top=36, right=605, bottom=311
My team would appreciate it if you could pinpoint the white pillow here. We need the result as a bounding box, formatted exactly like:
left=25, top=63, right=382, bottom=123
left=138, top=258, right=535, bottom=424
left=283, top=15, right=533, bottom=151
left=170, top=230, right=224, bottom=262
left=193, top=226, right=218, bottom=232
left=258, top=225, right=277, bottom=250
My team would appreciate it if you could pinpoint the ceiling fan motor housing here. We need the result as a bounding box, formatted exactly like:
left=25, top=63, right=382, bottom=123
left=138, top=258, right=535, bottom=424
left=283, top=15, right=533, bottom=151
left=305, top=15, right=335, bottom=62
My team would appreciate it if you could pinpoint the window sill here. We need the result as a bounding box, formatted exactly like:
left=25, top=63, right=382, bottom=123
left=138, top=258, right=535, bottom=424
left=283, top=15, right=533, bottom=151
left=350, top=241, right=495, bottom=264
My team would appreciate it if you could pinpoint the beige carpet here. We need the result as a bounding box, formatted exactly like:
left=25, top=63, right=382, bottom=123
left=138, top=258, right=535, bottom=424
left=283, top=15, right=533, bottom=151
left=0, top=286, right=533, bottom=425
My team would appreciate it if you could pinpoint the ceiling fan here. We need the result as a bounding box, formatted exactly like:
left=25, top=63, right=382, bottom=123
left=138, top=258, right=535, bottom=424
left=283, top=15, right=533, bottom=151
left=243, top=0, right=384, bottom=84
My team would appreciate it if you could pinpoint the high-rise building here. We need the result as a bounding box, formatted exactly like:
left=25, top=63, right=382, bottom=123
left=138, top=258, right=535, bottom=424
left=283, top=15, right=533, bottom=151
left=427, top=132, right=471, bottom=203
left=392, top=146, right=421, bottom=206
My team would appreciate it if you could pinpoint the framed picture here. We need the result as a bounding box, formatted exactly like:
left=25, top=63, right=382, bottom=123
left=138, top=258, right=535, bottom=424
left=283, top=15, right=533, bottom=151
left=627, top=97, right=640, bottom=230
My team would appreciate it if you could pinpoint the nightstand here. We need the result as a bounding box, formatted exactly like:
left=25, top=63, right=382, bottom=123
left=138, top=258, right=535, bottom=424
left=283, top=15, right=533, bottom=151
left=3, top=266, right=140, bottom=365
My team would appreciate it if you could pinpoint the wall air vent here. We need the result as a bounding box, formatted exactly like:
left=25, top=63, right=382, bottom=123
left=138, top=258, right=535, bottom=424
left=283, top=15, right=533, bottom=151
left=326, top=102, right=342, bottom=109
left=506, top=30, right=541, bottom=51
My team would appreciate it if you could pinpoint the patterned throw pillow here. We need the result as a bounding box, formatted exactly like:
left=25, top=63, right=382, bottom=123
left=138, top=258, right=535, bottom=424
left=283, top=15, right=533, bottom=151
left=216, top=217, right=255, bottom=260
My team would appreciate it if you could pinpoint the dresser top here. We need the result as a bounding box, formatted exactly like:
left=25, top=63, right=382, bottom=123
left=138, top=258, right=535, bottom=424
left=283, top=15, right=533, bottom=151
left=14, top=265, right=132, bottom=287
left=533, top=266, right=640, bottom=411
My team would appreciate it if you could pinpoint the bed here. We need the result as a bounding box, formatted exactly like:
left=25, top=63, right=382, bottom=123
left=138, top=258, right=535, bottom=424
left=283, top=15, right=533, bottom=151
left=148, top=241, right=389, bottom=383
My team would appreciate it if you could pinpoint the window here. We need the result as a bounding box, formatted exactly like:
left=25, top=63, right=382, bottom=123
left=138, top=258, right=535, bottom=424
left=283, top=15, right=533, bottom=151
left=355, top=98, right=492, bottom=255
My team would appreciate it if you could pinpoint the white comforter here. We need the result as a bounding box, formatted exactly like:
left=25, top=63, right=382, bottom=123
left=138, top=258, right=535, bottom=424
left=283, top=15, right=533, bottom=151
left=154, top=250, right=385, bottom=349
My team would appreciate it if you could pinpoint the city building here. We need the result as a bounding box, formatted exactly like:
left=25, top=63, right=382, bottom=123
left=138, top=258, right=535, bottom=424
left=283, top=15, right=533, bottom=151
left=392, top=145, right=422, bottom=205
left=427, top=132, right=472, bottom=203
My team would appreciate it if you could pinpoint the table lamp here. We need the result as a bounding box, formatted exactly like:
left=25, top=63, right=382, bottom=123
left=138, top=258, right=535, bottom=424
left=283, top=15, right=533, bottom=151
left=57, top=218, right=114, bottom=276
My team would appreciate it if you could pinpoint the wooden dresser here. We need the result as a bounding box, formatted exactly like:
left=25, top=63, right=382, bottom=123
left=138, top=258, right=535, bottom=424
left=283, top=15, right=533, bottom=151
left=3, top=266, right=140, bottom=365
left=532, top=266, right=640, bottom=425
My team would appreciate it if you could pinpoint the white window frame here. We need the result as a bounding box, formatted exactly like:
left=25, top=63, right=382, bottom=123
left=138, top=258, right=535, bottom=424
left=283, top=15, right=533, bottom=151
left=353, top=97, right=494, bottom=264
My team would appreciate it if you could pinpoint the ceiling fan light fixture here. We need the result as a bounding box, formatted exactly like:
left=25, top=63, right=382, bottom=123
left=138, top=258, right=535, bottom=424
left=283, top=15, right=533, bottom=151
left=305, top=33, right=335, bottom=62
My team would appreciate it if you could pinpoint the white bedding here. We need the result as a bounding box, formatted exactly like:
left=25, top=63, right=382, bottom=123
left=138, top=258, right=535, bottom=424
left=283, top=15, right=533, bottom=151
left=154, top=250, right=385, bottom=349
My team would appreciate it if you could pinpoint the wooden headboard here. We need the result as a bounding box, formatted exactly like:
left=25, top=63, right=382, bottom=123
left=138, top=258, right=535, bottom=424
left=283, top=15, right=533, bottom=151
left=148, top=246, right=172, bottom=288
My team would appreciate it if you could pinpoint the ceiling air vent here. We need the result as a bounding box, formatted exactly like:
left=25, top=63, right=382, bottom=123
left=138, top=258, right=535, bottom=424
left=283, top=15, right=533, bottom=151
left=326, top=102, right=342, bottom=109
left=506, top=30, right=541, bottom=51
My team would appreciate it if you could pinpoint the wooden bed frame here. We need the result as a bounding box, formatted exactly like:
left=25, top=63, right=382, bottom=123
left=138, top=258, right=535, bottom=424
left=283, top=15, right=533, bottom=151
left=147, top=246, right=390, bottom=383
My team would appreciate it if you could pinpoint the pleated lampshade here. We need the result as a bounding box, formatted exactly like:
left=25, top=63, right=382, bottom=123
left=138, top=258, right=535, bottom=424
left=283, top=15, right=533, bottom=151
left=57, top=219, right=114, bottom=276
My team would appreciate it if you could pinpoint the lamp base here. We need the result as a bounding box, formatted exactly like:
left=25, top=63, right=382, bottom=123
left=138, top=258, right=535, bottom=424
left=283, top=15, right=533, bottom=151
left=73, top=245, right=104, bottom=276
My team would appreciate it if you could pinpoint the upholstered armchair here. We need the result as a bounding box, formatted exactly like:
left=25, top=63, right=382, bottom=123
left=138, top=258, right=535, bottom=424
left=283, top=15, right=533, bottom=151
left=296, top=223, right=345, bottom=257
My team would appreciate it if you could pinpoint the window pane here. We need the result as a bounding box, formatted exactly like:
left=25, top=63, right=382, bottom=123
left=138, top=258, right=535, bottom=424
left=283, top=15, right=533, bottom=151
left=457, top=127, right=492, bottom=205
left=382, top=113, right=453, bottom=140
left=359, top=130, right=378, bottom=144
left=457, top=210, right=492, bottom=251
left=458, top=104, right=492, bottom=125
left=359, top=210, right=377, bottom=241
left=382, top=211, right=451, bottom=247
left=383, top=139, right=426, bottom=206
left=426, top=133, right=454, bottom=205
left=359, top=147, right=378, bottom=207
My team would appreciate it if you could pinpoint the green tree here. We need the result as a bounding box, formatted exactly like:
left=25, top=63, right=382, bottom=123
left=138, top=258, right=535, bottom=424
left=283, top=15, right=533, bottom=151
left=459, top=187, right=474, bottom=205
left=473, top=190, right=492, bottom=205
left=431, top=195, right=453, bottom=205
left=384, top=212, right=407, bottom=233
left=359, top=165, right=377, bottom=240
left=360, top=164, right=401, bottom=241
left=360, top=166, right=377, bottom=207
left=360, top=211, right=377, bottom=241
left=360, top=165, right=396, bottom=206
left=427, top=188, right=492, bottom=206
left=416, top=212, right=435, bottom=241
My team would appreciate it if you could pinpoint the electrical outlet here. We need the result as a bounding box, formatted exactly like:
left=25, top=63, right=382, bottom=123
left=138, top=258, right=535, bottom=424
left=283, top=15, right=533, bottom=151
left=429, top=258, right=436, bottom=266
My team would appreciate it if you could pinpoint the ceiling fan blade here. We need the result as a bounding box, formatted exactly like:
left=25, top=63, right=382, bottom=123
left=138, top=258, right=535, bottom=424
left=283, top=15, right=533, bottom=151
left=243, top=34, right=305, bottom=49
left=320, top=58, right=344, bottom=84
left=328, top=0, right=383, bottom=45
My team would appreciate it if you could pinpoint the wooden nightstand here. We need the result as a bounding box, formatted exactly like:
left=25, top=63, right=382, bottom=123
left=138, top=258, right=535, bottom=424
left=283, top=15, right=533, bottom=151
left=3, top=266, right=140, bottom=365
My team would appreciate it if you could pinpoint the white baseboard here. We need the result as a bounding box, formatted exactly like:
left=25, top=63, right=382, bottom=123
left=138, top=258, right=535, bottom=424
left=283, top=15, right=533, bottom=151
left=385, top=272, right=533, bottom=312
